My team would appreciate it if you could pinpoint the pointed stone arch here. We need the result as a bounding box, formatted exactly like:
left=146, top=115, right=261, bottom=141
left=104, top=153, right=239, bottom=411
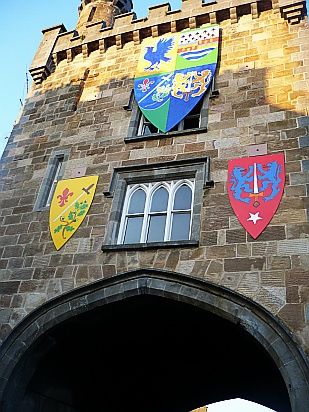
left=0, top=269, right=308, bottom=411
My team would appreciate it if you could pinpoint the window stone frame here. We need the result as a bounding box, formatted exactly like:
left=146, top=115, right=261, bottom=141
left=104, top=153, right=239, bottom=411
left=102, top=157, right=213, bottom=252
left=33, top=150, right=70, bottom=212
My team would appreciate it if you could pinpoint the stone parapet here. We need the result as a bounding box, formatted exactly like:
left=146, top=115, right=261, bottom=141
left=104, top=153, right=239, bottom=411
left=29, top=24, right=66, bottom=85
left=29, top=0, right=307, bottom=84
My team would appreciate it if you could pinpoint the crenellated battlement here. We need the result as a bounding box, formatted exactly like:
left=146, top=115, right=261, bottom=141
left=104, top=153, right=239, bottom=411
left=29, top=0, right=307, bottom=84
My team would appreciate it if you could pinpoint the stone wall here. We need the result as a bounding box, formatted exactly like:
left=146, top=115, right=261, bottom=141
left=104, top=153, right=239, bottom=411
left=0, top=0, right=308, bottom=361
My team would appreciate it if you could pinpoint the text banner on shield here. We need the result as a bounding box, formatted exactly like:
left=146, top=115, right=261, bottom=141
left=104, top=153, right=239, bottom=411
left=134, top=25, right=219, bottom=133
left=49, top=176, right=99, bottom=250
left=228, top=154, right=285, bottom=239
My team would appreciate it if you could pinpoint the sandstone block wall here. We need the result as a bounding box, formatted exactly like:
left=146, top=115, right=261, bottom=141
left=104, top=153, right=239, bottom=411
left=0, top=0, right=308, bottom=359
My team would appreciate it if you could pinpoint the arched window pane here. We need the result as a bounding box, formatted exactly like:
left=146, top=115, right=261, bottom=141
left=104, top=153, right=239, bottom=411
left=150, top=187, right=168, bottom=212
left=128, top=189, right=146, bottom=214
left=124, top=217, right=143, bottom=244
left=147, top=215, right=166, bottom=242
left=170, top=212, right=191, bottom=241
left=173, top=185, right=192, bottom=210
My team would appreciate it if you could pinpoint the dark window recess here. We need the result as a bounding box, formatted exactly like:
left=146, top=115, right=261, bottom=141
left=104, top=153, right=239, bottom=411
left=87, top=7, right=96, bottom=22
left=45, top=155, right=64, bottom=207
left=139, top=100, right=202, bottom=136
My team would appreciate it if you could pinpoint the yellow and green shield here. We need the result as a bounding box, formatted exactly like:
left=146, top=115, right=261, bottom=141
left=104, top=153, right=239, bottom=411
left=49, top=176, right=98, bottom=250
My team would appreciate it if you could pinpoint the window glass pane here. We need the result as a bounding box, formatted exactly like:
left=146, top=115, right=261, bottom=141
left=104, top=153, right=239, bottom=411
left=45, top=157, right=64, bottom=207
left=124, top=216, right=143, bottom=244
left=143, top=123, right=158, bottom=135
left=170, top=213, right=191, bottom=241
left=174, top=185, right=192, bottom=210
left=147, top=215, right=166, bottom=242
left=45, top=181, right=57, bottom=208
left=183, top=115, right=200, bottom=130
left=151, top=187, right=168, bottom=212
left=169, top=124, right=179, bottom=132
left=188, top=101, right=201, bottom=116
left=128, top=189, right=146, bottom=214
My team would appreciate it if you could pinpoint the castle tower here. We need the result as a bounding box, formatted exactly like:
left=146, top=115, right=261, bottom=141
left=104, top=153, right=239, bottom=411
left=76, top=0, right=133, bottom=33
left=0, top=0, right=308, bottom=411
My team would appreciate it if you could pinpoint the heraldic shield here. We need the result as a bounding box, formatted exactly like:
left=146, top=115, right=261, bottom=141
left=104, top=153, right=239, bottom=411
left=134, top=25, right=219, bottom=133
left=49, top=176, right=98, bottom=250
left=228, top=154, right=285, bottom=239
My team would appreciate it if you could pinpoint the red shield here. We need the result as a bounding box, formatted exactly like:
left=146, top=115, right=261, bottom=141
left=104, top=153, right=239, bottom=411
left=228, top=154, right=285, bottom=239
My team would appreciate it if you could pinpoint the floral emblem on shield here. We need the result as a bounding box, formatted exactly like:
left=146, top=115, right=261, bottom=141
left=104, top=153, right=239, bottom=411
left=49, top=176, right=98, bottom=250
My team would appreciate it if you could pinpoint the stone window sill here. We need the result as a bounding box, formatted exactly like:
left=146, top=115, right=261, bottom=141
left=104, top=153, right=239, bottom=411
left=102, top=240, right=199, bottom=252
left=124, top=127, right=208, bottom=143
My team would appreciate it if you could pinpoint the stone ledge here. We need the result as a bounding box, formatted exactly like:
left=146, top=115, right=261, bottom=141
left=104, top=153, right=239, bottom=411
left=101, top=240, right=199, bottom=252
left=124, top=127, right=208, bottom=143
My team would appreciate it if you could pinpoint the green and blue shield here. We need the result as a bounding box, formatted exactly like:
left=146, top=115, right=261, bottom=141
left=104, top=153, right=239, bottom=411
left=134, top=25, right=219, bottom=133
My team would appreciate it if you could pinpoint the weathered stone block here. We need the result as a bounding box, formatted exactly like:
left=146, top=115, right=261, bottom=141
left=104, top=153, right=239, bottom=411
left=0, top=309, right=13, bottom=324
left=247, top=226, right=286, bottom=242
left=278, top=239, right=309, bottom=255
left=3, top=246, right=24, bottom=259
left=226, top=229, right=246, bottom=244
left=267, top=256, right=291, bottom=270
left=279, top=303, right=305, bottom=330
left=0, top=282, right=20, bottom=294
left=224, top=257, right=266, bottom=272
left=206, top=245, right=236, bottom=259
left=252, top=241, right=277, bottom=257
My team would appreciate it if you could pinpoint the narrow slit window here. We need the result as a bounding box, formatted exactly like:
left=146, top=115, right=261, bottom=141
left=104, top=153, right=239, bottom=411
left=45, top=156, right=64, bottom=207
left=34, top=150, right=69, bottom=212
left=87, top=7, right=97, bottom=22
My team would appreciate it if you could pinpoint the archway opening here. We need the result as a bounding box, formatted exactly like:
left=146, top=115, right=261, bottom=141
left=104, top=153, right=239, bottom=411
left=18, top=294, right=290, bottom=412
